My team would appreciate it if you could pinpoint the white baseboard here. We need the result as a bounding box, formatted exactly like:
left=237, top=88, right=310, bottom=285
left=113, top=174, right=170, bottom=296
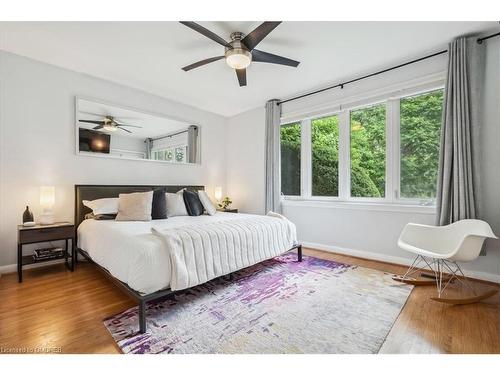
left=301, top=241, right=500, bottom=284
left=0, top=259, right=67, bottom=276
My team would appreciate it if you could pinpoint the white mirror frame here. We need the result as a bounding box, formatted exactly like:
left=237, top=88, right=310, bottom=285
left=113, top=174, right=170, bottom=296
left=74, top=96, right=201, bottom=165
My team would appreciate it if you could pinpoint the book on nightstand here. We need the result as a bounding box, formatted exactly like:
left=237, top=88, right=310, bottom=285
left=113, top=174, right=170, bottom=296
left=33, top=247, right=65, bottom=261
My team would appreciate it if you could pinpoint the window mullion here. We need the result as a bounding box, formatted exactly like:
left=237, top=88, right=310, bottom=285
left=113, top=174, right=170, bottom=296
left=301, top=119, right=312, bottom=199
left=385, top=100, right=395, bottom=203
left=391, top=99, right=401, bottom=203
left=338, top=110, right=350, bottom=201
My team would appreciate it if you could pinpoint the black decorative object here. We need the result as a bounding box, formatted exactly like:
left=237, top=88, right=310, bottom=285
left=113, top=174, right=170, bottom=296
left=22, top=206, right=34, bottom=223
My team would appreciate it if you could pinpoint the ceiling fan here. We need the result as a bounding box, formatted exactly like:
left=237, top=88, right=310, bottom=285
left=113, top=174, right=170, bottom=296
left=79, top=115, right=142, bottom=134
left=180, top=21, right=300, bottom=87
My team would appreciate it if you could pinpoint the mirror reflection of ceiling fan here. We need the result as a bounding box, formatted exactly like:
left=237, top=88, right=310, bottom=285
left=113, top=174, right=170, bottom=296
left=79, top=115, right=142, bottom=133
left=180, top=21, right=300, bottom=87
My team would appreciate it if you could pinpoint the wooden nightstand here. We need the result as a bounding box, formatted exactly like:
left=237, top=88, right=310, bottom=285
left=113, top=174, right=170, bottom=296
left=17, top=222, right=75, bottom=282
left=217, top=208, right=238, bottom=213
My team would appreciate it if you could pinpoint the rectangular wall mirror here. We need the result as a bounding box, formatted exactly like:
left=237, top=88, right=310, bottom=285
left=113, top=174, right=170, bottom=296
left=75, top=97, right=200, bottom=164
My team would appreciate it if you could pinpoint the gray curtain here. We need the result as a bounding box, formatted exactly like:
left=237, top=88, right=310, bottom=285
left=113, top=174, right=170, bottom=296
left=265, top=99, right=282, bottom=213
left=187, top=125, right=199, bottom=163
left=145, top=138, right=153, bottom=159
left=436, top=36, right=485, bottom=225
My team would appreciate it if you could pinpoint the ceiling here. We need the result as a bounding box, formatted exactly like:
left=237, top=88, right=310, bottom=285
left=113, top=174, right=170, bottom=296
left=0, top=21, right=497, bottom=117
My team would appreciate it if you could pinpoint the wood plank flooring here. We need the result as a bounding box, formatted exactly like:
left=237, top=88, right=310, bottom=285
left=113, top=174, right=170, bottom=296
left=0, top=248, right=498, bottom=354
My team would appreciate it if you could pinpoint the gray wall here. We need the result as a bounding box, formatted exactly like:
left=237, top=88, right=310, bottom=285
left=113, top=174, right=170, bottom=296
left=0, top=51, right=228, bottom=268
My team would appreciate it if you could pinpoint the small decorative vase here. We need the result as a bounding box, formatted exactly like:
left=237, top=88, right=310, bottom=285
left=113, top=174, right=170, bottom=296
left=22, top=206, right=34, bottom=223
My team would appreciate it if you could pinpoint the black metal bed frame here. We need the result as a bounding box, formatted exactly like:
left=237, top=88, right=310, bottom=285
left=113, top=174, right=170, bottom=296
left=74, top=184, right=302, bottom=334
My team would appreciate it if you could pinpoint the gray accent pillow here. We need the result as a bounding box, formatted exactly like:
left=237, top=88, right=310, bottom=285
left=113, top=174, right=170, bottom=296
left=115, top=191, right=153, bottom=221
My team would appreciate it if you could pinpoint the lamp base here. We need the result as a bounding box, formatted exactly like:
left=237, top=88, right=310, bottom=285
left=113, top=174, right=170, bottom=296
left=39, top=211, right=55, bottom=225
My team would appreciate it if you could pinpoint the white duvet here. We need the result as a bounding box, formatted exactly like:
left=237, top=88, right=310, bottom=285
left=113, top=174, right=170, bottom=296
left=151, top=212, right=297, bottom=290
left=77, top=212, right=297, bottom=294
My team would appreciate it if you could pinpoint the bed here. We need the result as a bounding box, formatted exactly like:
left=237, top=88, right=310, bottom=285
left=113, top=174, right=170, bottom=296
left=75, top=184, right=302, bottom=334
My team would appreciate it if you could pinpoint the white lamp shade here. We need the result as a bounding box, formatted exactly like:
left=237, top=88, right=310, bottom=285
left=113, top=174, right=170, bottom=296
left=40, top=186, right=55, bottom=207
left=214, top=186, right=222, bottom=201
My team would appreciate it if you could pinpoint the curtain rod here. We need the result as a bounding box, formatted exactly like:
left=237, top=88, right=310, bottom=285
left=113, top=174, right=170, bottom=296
left=277, top=30, right=500, bottom=106
left=146, top=126, right=196, bottom=142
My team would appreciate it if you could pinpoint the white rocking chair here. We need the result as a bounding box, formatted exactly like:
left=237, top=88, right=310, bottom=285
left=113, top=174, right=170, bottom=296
left=394, top=219, right=498, bottom=304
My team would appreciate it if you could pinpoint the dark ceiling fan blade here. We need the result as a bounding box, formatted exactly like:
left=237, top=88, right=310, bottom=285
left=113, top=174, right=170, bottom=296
left=252, top=49, right=300, bottom=67
left=117, top=126, right=132, bottom=133
left=236, top=68, right=247, bottom=87
left=115, top=123, right=142, bottom=128
left=79, top=119, right=105, bottom=125
left=182, top=56, right=225, bottom=71
left=180, top=22, right=231, bottom=48
left=241, top=22, right=282, bottom=50
left=93, top=125, right=104, bottom=130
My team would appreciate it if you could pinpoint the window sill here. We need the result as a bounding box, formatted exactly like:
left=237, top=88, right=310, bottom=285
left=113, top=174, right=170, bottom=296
left=281, top=198, right=436, bottom=215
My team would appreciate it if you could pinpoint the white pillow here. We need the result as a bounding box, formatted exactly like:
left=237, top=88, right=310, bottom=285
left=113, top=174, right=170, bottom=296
left=165, top=191, right=188, bottom=217
left=197, top=190, right=217, bottom=215
left=83, top=198, right=119, bottom=215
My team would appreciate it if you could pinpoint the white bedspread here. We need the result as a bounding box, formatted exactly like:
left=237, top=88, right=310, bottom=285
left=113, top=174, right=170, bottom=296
left=151, top=212, right=297, bottom=290
left=77, top=212, right=297, bottom=294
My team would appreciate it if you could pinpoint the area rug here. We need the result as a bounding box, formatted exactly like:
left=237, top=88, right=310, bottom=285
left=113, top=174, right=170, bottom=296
left=104, top=254, right=412, bottom=354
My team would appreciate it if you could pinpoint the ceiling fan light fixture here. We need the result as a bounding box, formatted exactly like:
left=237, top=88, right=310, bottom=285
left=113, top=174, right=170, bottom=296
left=225, top=48, right=252, bottom=70
left=103, top=123, right=117, bottom=132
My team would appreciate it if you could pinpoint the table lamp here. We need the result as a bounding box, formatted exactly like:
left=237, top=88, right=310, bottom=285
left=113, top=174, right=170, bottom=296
left=39, top=186, right=55, bottom=225
left=214, top=186, right=222, bottom=202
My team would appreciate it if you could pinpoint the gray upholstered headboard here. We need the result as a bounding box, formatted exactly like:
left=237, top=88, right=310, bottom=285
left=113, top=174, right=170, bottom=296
left=74, top=184, right=204, bottom=229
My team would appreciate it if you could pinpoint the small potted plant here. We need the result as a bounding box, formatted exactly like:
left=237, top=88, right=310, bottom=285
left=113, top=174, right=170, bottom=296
left=218, top=196, right=233, bottom=211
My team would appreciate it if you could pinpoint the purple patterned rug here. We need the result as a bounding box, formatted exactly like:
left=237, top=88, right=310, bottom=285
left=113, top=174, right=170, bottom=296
left=104, top=254, right=412, bottom=354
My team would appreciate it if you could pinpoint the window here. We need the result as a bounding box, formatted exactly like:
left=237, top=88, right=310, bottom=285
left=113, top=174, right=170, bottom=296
left=400, top=90, right=443, bottom=199
left=281, top=122, right=301, bottom=196
left=152, top=146, right=187, bottom=163
left=312, top=115, right=339, bottom=196
left=279, top=82, right=444, bottom=206
left=350, top=104, right=386, bottom=198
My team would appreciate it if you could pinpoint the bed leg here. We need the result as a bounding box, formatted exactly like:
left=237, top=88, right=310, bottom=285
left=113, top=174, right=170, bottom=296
left=297, top=245, right=303, bottom=262
left=138, top=300, right=147, bottom=334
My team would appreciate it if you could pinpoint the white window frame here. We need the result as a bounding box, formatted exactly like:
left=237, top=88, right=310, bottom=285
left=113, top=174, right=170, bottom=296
left=280, top=76, right=445, bottom=207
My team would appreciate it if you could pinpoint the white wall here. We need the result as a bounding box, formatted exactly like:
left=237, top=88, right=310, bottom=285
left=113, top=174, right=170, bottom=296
left=226, top=107, right=266, bottom=215
left=225, top=45, right=500, bottom=281
left=109, top=133, right=148, bottom=156
left=0, top=51, right=228, bottom=268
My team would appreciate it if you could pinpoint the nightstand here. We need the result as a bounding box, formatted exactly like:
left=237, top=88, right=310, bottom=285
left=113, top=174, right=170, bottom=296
left=17, top=222, right=75, bottom=282
left=217, top=208, right=238, bottom=213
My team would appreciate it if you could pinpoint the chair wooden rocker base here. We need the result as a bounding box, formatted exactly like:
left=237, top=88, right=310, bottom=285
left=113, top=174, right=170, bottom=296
left=394, top=254, right=497, bottom=305
left=395, top=220, right=498, bottom=305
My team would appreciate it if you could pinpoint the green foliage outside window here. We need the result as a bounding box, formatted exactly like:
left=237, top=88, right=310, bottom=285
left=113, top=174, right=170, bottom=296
left=400, top=90, right=443, bottom=198
left=312, top=116, right=339, bottom=196
left=350, top=104, right=386, bottom=197
left=280, top=90, right=443, bottom=199
left=280, top=123, right=301, bottom=196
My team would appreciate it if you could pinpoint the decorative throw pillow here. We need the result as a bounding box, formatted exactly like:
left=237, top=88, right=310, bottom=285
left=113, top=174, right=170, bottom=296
left=165, top=191, right=188, bottom=217
left=183, top=190, right=205, bottom=216
left=197, top=190, right=217, bottom=215
left=115, top=191, right=153, bottom=221
left=83, top=198, right=119, bottom=215
left=151, top=188, right=167, bottom=220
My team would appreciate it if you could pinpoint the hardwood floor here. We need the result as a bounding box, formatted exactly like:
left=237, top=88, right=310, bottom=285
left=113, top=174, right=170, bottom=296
left=0, top=248, right=499, bottom=354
